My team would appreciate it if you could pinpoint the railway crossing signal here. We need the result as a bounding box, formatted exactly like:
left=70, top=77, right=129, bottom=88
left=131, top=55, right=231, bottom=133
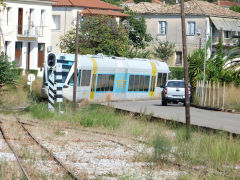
left=47, top=53, right=56, bottom=69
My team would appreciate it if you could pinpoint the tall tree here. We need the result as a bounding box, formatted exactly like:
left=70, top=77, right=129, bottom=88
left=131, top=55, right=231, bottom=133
left=124, top=9, right=153, bottom=50
left=60, top=15, right=130, bottom=57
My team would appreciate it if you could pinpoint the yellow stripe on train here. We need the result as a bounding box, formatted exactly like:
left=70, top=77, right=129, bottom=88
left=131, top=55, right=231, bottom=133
left=150, top=61, right=157, bottom=97
left=90, top=58, right=98, bottom=100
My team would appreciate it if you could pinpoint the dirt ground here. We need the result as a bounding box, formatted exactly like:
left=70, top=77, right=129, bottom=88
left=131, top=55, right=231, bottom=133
left=0, top=113, right=186, bottom=180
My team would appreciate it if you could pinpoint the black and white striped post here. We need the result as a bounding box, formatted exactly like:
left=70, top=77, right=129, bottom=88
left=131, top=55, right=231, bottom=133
left=48, top=72, right=55, bottom=112
left=47, top=53, right=56, bottom=112
left=56, top=63, right=63, bottom=114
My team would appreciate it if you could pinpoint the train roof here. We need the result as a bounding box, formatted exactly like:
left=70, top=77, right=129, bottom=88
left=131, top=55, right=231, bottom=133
left=55, top=53, right=170, bottom=73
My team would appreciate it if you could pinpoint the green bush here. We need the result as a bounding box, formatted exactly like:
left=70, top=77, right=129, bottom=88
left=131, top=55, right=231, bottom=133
left=0, top=56, right=19, bottom=89
left=169, top=67, right=184, bottom=80
left=25, top=69, right=38, bottom=76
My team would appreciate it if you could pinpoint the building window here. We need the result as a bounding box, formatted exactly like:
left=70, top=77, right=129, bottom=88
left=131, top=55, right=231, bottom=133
left=187, top=22, right=195, bottom=35
left=224, top=31, right=231, bottom=38
left=159, top=21, right=167, bottom=35
left=52, top=15, right=60, bottom=30
left=176, top=51, right=182, bottom=65
left=96, top=74, right=115, bottom=92
left=41, top=9, right=46, bottom=26
left=128, top=75, right=150, bottom=92
left=7, top=7, right=12, bottom=26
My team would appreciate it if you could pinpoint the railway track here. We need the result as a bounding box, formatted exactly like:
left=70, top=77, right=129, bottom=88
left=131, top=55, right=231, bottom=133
left=0, top=118, right=80, bottom=180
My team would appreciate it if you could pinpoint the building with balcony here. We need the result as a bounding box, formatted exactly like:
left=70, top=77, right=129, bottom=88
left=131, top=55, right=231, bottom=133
left=0, top=0, right=54, bottom=76
left=129, top=0, right=240, bottom=67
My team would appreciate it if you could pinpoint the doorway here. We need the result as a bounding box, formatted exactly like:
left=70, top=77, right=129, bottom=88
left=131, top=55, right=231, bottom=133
left=15, top=41, right=23, bottom=67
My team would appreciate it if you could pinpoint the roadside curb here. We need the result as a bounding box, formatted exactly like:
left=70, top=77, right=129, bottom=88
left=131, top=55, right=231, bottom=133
left=191, top=104, right=239, bottom=114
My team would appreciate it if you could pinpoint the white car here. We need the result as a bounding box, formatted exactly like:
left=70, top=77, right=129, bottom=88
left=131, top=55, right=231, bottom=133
left=161, top=80, right=191, bottom=106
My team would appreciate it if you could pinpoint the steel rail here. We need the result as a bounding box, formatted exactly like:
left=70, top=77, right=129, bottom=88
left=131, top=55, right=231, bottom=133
left=0, top=125, right=30, bottom=180
left=16, top=118, right=80, bottom=180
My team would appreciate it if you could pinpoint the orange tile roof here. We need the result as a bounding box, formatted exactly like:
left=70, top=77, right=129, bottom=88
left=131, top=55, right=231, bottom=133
left=152, top=0, right=163, bottom=5
left=82, top=8, right=129, bottom=17
left=52, top=0, right=123, bottom=10
left=214, top=1, right=240, bottom=7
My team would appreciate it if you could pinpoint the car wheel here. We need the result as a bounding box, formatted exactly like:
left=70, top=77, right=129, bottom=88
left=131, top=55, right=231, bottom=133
left=162, top=100, right=167, bottom=106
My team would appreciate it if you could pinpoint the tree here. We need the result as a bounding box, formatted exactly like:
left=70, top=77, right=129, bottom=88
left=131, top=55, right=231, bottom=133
left=229, top=5, right=240, bottom=13
left=0, top=56, right=19, bottom=90
left=60, top=15, right=130, bottom=57
left=153, top=41, right=175, bottom=62
left=102, top=0, right=122, bottom=6
left=134, top=0, right=152, bottom=3
left=187, top=49, right=205, bottom=88
left=124, top=9, right=153, bottom=50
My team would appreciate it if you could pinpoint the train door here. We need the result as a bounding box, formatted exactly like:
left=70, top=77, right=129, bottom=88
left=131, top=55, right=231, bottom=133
left=77, top=69, right=92, bottom=100
left=155, top=72, right=168, bottom=98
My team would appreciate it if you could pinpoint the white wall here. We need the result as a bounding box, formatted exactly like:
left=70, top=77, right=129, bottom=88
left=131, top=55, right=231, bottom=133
left=51, top=7, right=84, bottom=54
left=0, top=0, right=53, bottom=76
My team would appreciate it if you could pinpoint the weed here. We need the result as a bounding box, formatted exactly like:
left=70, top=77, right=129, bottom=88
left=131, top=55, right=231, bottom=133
left=55, top=128, right=65, bottom=136
left=21, top=146, right=32, bottom=160
left=25, top=102, right=55, bottom=120
left=152, top=134, right=171, bottom=163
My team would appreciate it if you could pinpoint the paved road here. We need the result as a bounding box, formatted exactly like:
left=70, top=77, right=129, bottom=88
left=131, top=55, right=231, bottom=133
left=104, top=100, right=240, bottom=134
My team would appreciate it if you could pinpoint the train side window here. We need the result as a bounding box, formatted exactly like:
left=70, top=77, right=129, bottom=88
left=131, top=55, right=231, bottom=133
left=96, top=74, right=102, bottom=91
left=144, top=76, right=150, bottom=91
left=81, top=70, right=91, bottom=86
left=128, top=75, right=134, bottom=91
left=77, top=70, right=81, bottom=86
left=105, top=75, right=110, bottom=91
left=134, top=75, right=140, bottom=91
left=162, top=73, right=167, bottom=86
left=68, top=74, right=74, bottom=86
left=101, top=74, right=106, bottom=91
left=110, top=75, right=114, bottom=91
left=86, top=70, right=91, bottom=86
left=157, top=73, right=162, bottom=87
left=139, top=75, right=144, bottom=91
left=96, top=74, right=115, bottom=92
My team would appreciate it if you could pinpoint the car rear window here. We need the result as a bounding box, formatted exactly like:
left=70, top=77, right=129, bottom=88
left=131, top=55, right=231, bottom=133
left=167, top=81, right=185, bottom=88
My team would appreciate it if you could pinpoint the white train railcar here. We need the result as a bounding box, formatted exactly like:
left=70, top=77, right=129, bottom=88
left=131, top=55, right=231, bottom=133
left=43, top=53, right=170, bottom=101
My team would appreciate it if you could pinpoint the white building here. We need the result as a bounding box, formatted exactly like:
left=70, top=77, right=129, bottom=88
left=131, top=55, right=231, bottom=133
left=0, top=0, right=54, bottom=76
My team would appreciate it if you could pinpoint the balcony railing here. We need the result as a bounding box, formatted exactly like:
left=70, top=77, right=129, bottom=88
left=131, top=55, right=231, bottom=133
left=212, top=36, right=239, bottom=46
left=17, top=25, right=45, bottom=38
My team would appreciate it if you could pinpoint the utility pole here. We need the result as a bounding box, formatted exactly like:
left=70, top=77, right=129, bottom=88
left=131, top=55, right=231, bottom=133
left=73, top=11, right=80, bottom=114
left=180, top=0, right=190, bottom=128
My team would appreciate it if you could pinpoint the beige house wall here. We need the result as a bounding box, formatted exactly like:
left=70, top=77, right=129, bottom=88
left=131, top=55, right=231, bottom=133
left=144, top=14, right=210, bottom=67
left=52, top=7, right=84, bottom=54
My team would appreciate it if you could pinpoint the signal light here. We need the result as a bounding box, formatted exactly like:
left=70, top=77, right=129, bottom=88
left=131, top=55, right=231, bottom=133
left=47, top=53, right=56, bottom=69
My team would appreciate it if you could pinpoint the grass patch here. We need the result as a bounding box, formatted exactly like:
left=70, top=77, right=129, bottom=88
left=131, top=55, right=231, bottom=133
left=152, top=134, right=171, bottom=163
left=25, top=103, right=124, bottom=129
left=174, top=127, right=240, bottom=169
